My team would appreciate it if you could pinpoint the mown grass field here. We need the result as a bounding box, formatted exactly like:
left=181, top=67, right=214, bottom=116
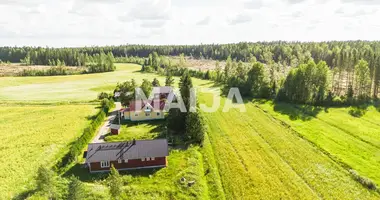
left=198, top=91, right=380, bottom=199
left=0, top=104, right=97, bottom=199
left=0, top=64, right=171, bottom=102
left=256, top=101, right=380, bottom=188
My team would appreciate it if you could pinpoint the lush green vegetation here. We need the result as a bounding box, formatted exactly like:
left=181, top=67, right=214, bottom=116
left=198, top=91, right=379, bottom=199
left=2, top=61, right=380, bottom=199
left=255, top=101, right=380, bottom=189
left=105, top=121, right=165, bottom=142
left=0, top=104, right=97, bottom=199
left=0, top=63, right=169, bottom=102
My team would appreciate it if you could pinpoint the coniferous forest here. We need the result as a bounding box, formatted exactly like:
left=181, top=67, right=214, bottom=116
left=1, top=41, right=380, bottom=104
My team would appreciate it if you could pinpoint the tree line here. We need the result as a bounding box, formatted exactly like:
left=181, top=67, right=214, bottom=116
left=2, top=41, right=380, bottom=65
left=141, top=51, right=378, bottom=106
left=17, top=51, right=116, bottom=76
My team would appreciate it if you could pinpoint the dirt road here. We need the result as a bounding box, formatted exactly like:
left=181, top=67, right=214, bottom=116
left=92, top=102, right=121, bottom=143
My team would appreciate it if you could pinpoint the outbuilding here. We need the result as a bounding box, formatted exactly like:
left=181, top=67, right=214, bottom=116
left=85, top=139, right=169, bottom=173
left=110, top=124, right=121, bottom=135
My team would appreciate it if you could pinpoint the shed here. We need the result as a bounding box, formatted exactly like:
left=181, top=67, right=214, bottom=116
left=110, top=124, right=121, bottom=135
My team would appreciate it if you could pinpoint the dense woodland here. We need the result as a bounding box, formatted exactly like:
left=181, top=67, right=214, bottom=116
left=141, top=50, right=378, bottom=107
left=1, top=41, right=380, bottom=102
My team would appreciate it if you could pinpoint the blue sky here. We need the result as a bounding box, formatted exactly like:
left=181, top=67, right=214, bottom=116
left=0, top=0, right=379, bottom=47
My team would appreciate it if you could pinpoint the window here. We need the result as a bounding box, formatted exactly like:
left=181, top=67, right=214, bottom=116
left=100, top=161, right=110, bottom=168
left=141, top=158, right=145, bottom=161
left=157, top=112, right=160, bottom=116
left=146, top=157, right=150, bottom=161
left=118, top=159, right=122, bottom=164
left=124, top=159, right=128, bottom=163
left=145, top=113, right=151, bottom=117
left=134, top=113, right=138, bottom=117
left=151, top=157, right=155, bottom=161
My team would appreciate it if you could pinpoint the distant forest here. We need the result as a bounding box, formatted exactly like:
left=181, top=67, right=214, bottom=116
left=1, top=41, right=380, bottom=104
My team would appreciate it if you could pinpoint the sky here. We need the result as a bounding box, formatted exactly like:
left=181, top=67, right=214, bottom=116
left=0, top=0, right=379, bottom=47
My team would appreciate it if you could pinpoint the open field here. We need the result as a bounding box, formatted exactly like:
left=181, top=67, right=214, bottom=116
left=0, top=63, right=171, bottom=102
left=198, top=91, right=379, bottom=199
left=0, top=104, right=97, bottom=199
left=256, top=101, right=380, bottom=187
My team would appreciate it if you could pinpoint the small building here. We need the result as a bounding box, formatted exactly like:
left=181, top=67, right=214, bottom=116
left=123, top=100, right=166, bottom=122
left=85, top=139, right=169, bottom=173
left=110, top=124, right=121, bottom=135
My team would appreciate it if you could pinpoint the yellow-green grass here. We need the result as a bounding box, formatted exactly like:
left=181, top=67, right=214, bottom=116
left=105, top=120, right=165, bottom=142
left=66, top=146, right=211, bottom=199
left=122, top=147, right=209, bottom=200
left=0, top=63, right=173, bottom=102
left=0, top=105, right=97, bottom=199
left=198, top=92, right=379, bottom=199
left=256, top=101, right=380, bottom=188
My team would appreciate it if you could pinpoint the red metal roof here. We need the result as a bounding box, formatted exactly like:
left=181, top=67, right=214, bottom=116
left=128, top=100, right=165, bottom=112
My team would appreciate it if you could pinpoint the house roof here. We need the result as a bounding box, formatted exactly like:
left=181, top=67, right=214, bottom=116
left=128, top=100, right=165, bottom=112
left=153, top=86, right=172, bottom=94
left=85, top=139, right=169, bottom=163
left=122, top=108, right=130, bottom=112
left=110, top=124, right=121, bottom=130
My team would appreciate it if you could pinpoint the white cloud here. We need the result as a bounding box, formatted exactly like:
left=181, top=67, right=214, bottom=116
left=0, top=0, right=379, bottom=46
left=228, top=14, right=252, bottom=25
left=196, top=16, right=211, bottom=25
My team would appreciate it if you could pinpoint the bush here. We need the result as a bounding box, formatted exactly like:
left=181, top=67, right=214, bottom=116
left=67, top=98, right=114, bottom=163
left=98, top=92, right=109, bottom=100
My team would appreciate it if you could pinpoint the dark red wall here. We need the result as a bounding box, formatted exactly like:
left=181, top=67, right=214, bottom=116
left=90, top=157, right=167, bottom=172
left=111, top=129, right=119, bottom=135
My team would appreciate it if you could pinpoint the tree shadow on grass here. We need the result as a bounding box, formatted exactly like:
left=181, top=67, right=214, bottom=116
left=63, top=163, right=162, bottom=183
left=348, top=104, right=369, bottom=118
left=272, top=101, right=324, bottom=121
left=12, top=189, right=37, bottom=200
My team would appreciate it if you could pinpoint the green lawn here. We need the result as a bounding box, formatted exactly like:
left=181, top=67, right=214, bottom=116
left=0, top=104, right=97, bottom=199
left=256, top=101, right=380, bottom=188
left=105, top=120, right=166, bottom=142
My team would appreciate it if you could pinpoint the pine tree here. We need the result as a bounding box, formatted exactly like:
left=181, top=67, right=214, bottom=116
left=108, top=165, right=123, bottom=200
left=152, top=78, right=161, bottom=87
left=165, top=71, right=175, bottom=86
left=35, top=166, right=57, bottom=198
left=67, top=176, right=86, bottom=200
left=141, top=79, right=153, bottom=97
left=185, top=110, right=205, bottom=144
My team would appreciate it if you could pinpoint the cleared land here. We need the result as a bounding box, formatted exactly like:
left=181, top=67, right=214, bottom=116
left=256, top=101, right=380, bottom=188
left=0, top=63, right=169, bottom=102
left=0, top=104, right=97, bottom=199
left=0, top=63, right=82, bottom=76
left=198, top=91, right=379, bottom=199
